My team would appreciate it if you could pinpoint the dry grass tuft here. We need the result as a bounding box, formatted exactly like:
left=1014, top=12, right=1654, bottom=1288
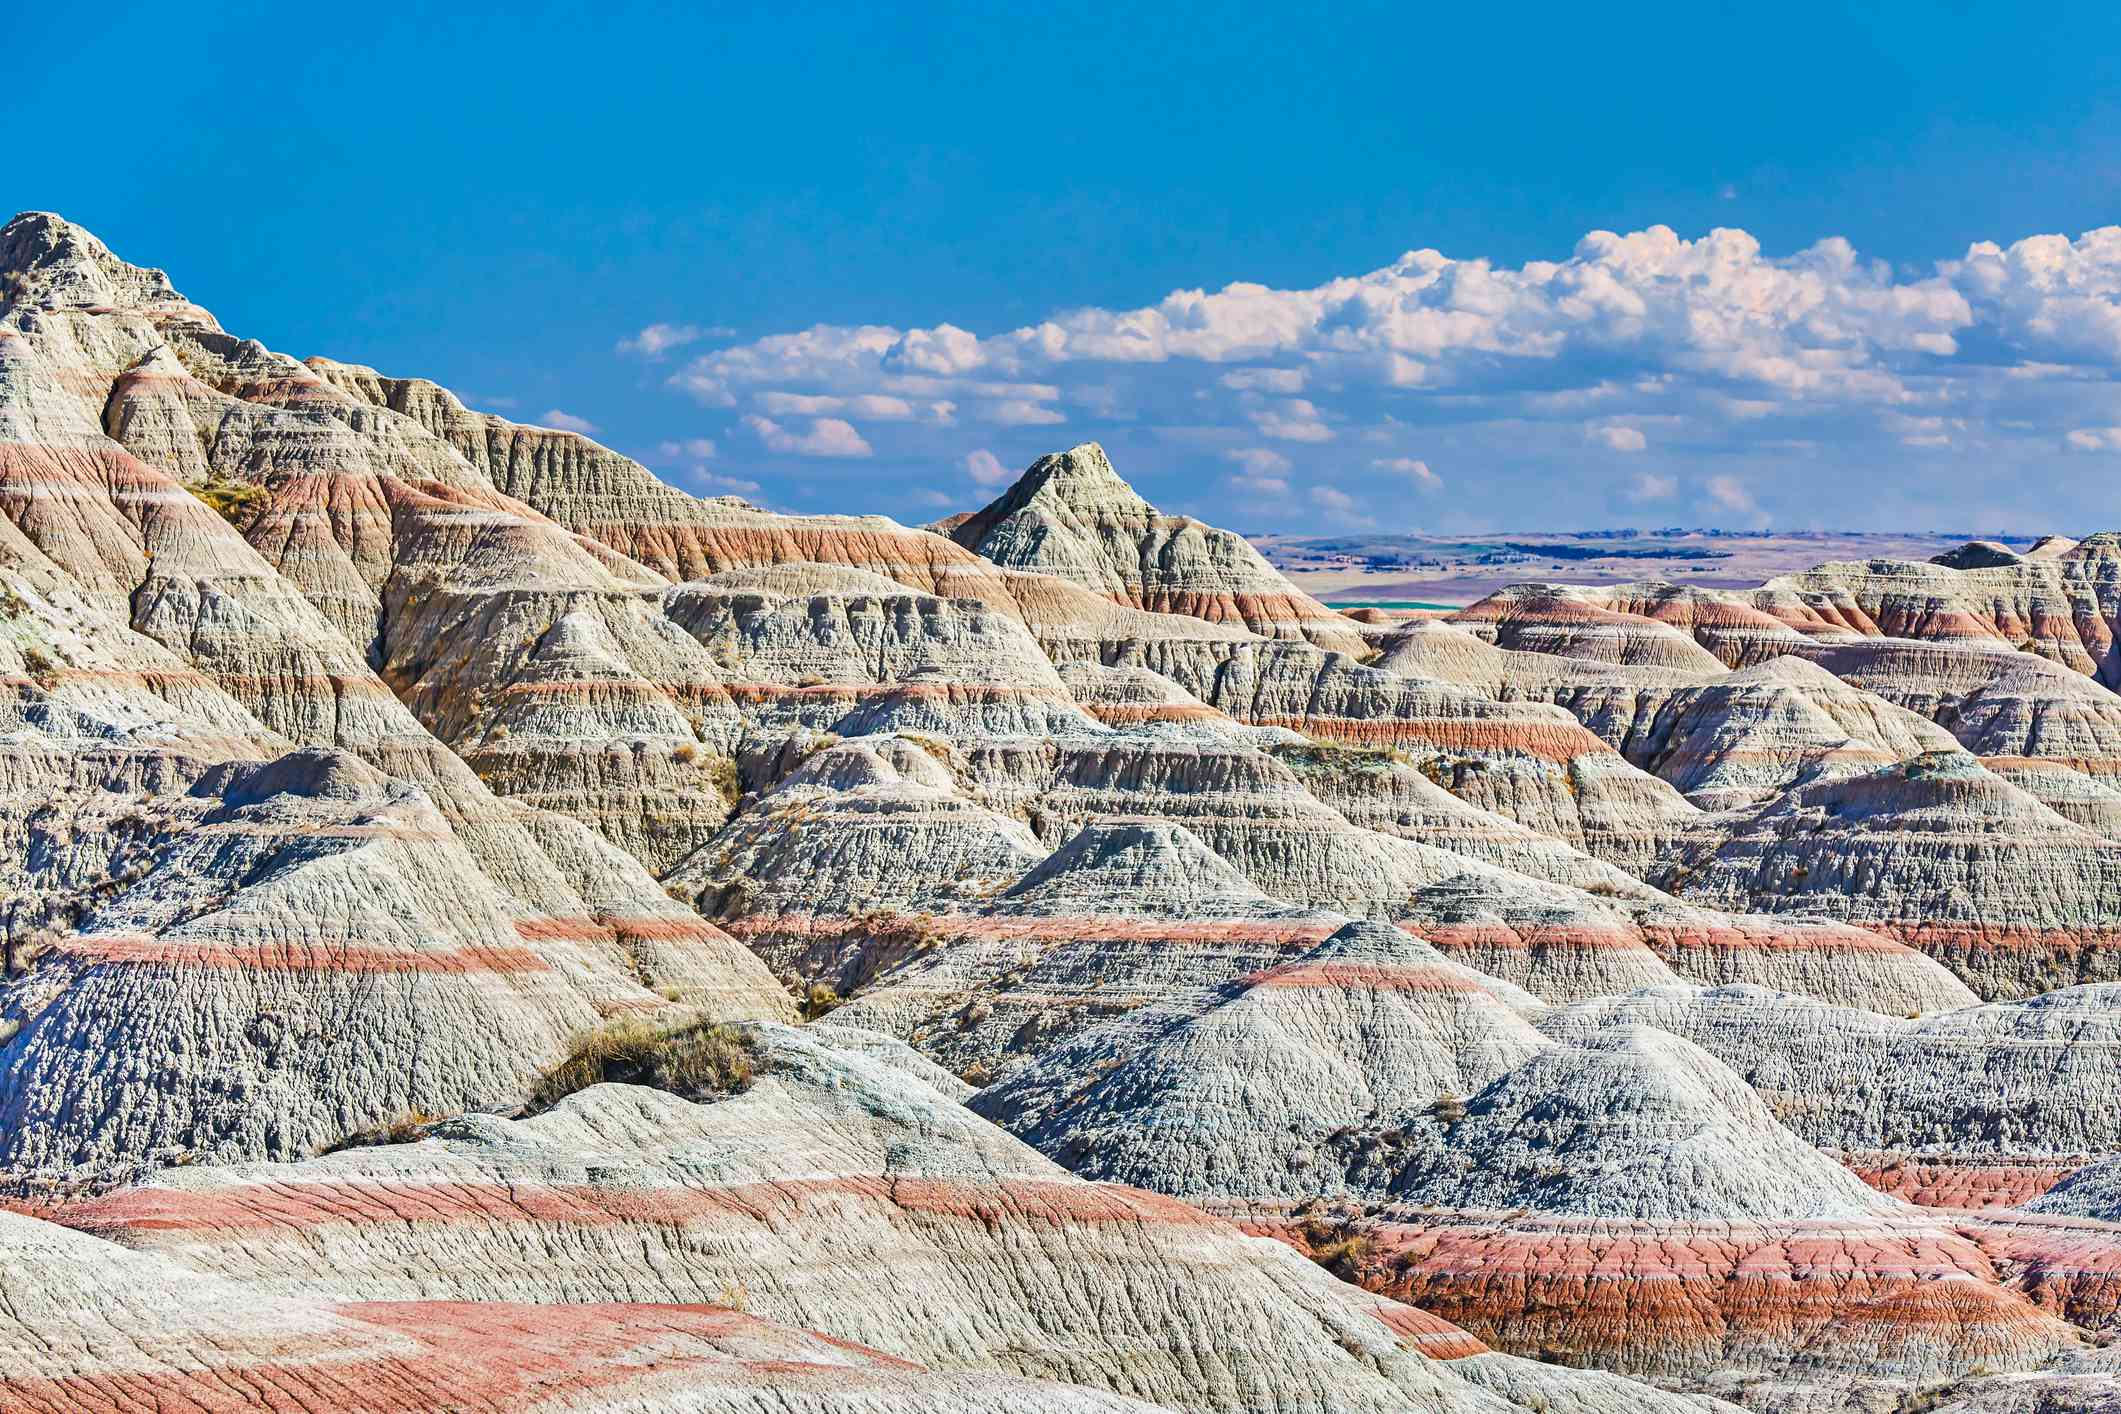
left=20, top=646, right=59, bottom=687
left=324, top=1108, right=449, bottom=1153
left=529, top=1016, right=758, bottom=1112
left=705, top=755, right=742, bottom=810
left=184, top=475, right=270, bottom=526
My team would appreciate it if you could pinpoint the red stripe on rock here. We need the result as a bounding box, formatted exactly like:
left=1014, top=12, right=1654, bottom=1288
left=1242, top=962, right=1485, bottom=993
left=1838, top=1153, right=2083, bottom=1209
left=64, top=1174, right=1223, bottom=1238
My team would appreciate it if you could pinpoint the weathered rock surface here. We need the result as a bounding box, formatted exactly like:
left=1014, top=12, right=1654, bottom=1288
left=1542, top=983, right=2121, bottom=1164
left=1668, top=751, right=2121, bottom=996
left=950, top=441, right=1370, bottom=653
left=0, top=1205, right=1163, bottom=1413
left=18, top=209, right=2121, bottom=1412
left=47, top=1025, right=1724, bottom=1413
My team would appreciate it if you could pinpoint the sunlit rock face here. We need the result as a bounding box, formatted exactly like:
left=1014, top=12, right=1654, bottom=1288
left=11, top=209, right=2121, bottom=1411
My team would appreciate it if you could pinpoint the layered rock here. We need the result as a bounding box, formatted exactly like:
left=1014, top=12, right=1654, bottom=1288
left=950, top=442, right=1369, bottom=652
left=46, top=1024, right=1723, bottom=1413
left=973, top=918, right=1547, bottom=1197
left=1669, top=751, right=2121, bottom=996
left=0, top=1206, right=1157, bottom=1414
left=1278, top=1206, right=2085, bottom=1404
left=1543, top=983, right=2121, bottom=1169
left=19, top=208, right=2121, bottom=1412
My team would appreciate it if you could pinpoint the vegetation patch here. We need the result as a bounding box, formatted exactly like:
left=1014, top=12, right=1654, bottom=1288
left=1272, top=737, right=1415, bottom=776
left=184, top=474, right=270, bottom=527
left=1294, top=1209, right=1374, bottom=1282
left=20, top=646, right=60, bottom=688
left=800, top=980, right=843, bottom=1020
left=528, top=1015, right=759, bottom=1112
left=705, top=754, right=743, bottom=809
left=324, top=1109, right=449, bottom=1153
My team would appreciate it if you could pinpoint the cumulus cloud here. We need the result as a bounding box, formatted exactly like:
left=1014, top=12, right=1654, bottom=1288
left=1223, top=472, right=1291, bottom=497
left=1224, top=448, right=1294, bottom=477
left=656, top=437, right=719, bottom=460
left=1629, top=471, right=1679, bottom=501
left=650, top=220, right=2121, bottom=528
left=756, top=391, right=954, bottom=422
left=963, top=448, right=1012, bottom=486
left=1373, top=456, right=1441, bottom=489
left=538, top=408, right=598, bottom=434
left=2066, top=427, right=2121, bottom=451
left=1704, top=474, right=1761, bottom=518
left=1590, top=424, right=1647, bottom=452
left=984, top=398, right=1065, bottom=426
left=1246, top=398, right=1332, bottom=442
left=741, top=414, right=873, bottom=458
left=1309, top=484, right=1363, bottom=519
left=694, top=470, right=762, bottom=495
left=619, top=322, right=729, bottom=358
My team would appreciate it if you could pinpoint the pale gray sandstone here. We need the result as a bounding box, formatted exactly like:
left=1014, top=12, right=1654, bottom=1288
left=9, top=209, right=2121, bottom=1410
left=45, top=1022, right=1734, bottom=1414
left=946, top=440, right=1374, bottom=653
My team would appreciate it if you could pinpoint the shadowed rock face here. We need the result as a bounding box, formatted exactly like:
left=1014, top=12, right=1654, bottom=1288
left=13, top=210, right=2121, bottom=1411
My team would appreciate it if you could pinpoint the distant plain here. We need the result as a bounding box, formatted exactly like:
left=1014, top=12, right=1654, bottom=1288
left=1253, top=529, right=2012, bottom=605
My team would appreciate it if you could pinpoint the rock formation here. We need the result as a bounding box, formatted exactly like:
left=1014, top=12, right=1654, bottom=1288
left=12, top=209, right=2121, bottom=1410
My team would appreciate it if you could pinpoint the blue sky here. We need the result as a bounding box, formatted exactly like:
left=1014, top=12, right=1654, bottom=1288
left=18, top=1, right=2121, bottom=533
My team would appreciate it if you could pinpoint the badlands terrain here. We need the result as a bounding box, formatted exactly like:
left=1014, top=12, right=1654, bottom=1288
left=7, top=209, right=2121, bottom=1412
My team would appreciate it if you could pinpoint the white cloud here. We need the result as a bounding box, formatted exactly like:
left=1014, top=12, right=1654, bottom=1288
left=1704, top=474, right=1759, bottom=516
left=983, top=398, right=1065, bottom=426
left=741, top=414, right=873, bottom=458
left=1309, top=484, right=1361, bottom=517
left=695, top=470, right=762, bottom=494
left=756, top=391, right=953, bottom=423
left=655, top=437, right=719, bottom=460
left=1373, top=456, right=1441, bottom=489
left=964, top=448, right=1012, bottom=486
left=909, top=488, right=959, bottom=508
left=1223, top=472, right=1291, bottom=497
left=1945, top=229, right=2121, bottom=362
left=885, top=324, right=985, bottom=375
left=652, top=220, right=2121, bottom=528
left=1249, top=398, right=1333, bottom=442
left=619, top=322, right=725, bottom=358
left=1628, top=471, right=1678, bottom=501
left=1590, top=424, right=1647, bottom=452
left=1224, top=448, right=1293, bottom=477
left=2067, top=427, right=2121, bottom=451
left=538, top=408, right=598, bottom=434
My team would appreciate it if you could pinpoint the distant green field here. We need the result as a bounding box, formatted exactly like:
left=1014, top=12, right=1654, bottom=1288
left=1326, top=600, right=1463, bottom=610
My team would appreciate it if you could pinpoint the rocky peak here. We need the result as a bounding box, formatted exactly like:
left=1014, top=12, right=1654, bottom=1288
left=2070, top=531, right=2121, bottom=559
left=950, top=440, right=1371, bottom=652
left=950, top=442, right=1148, bottom=547
left=2026, top=533, right=2081, bottom=559
left=1001, top=818, right=1269, bottom=910
left=0, top=211, right=209, bottom=321
left=1931, top=539, right=2023, bottom=569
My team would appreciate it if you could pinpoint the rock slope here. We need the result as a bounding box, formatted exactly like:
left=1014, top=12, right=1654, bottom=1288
left=11, top=210, right=2121, bottom=1411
